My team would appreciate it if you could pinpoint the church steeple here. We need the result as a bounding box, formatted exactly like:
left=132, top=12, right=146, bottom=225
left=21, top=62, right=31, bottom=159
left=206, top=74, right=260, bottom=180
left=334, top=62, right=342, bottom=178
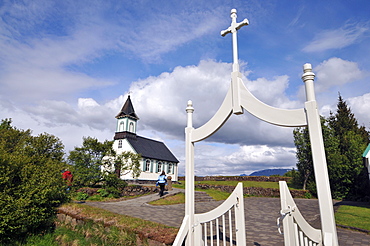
left=114, top=95, right=139, bottom=138
left=115, top=95, right=139, bottom=120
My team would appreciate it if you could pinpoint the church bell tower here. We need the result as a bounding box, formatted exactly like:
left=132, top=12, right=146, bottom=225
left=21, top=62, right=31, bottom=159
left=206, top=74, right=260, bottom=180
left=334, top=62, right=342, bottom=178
left=114, top=95, right=139, bottom=140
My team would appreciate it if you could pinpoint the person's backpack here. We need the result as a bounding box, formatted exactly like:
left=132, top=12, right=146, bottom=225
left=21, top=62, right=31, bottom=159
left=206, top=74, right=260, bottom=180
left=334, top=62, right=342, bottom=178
left=157, top=175, right=167, bottom=184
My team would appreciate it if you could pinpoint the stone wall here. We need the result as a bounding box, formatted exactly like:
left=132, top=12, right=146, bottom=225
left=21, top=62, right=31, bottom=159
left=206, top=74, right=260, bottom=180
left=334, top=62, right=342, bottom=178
left=77, top=185, right=159, bottom=197
left=120, top=185, right=158, bottom=196
left=178, top=176, right=291, bottom=182
left=195, top=184, right=311, bottom=198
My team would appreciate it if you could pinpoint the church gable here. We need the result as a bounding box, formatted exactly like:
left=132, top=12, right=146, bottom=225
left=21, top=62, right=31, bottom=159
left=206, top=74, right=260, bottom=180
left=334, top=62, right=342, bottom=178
left=114, top=138, right=136, bottom=154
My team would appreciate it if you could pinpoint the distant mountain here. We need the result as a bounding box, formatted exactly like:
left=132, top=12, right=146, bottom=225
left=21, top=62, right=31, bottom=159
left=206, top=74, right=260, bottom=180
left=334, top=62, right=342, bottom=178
left=249, top=168, right=291, bottom=176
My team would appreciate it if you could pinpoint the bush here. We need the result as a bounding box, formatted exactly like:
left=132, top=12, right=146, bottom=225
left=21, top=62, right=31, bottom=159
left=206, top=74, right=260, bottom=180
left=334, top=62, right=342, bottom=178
left=102, top=173, right=127, bottom=198
left=75, top=192, right=89, bottom=201
left=0, top=119, right=69, bottom=244
left=104, top=173, right=127, bottom=190
left=97, top=188, right=109, bottom=197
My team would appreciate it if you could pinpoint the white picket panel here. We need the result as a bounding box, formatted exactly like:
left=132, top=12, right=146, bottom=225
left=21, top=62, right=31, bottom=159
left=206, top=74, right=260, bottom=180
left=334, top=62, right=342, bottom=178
left=279, top=181, right=323, bottom=246
left=173, top=183, right=246, bottom=246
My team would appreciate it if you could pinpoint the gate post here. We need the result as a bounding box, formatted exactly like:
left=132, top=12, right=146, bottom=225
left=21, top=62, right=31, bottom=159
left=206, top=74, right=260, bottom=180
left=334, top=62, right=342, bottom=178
left=302, top=63, right=338, bottom=245
left=185, top=100, right=195, bottom=245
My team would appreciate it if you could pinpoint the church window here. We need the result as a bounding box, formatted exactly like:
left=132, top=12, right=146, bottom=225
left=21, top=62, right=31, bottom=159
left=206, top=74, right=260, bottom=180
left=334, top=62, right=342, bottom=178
left=168, top=163, right=173, bottom=174
left=119, top=121, right=124, bottom=132
left=145, top=160, right=151, bottom=172
left=118, top=140, right=122, bottom=148
left=157, top=162, right=162, bottom=173
left=129, top=122, right=134, bottom=132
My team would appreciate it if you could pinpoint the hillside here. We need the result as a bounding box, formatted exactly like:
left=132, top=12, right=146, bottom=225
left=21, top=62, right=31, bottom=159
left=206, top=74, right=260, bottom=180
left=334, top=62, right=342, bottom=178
left=248, top=168, right=291, bottom=176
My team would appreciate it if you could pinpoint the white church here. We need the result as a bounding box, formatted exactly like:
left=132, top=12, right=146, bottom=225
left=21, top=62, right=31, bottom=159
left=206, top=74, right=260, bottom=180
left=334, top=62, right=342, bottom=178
left=110, top=95, right=179, bottom=182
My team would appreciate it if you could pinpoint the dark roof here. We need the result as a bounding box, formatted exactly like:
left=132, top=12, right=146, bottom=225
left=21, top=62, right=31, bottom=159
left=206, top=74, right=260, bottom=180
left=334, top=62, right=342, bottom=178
left=116, top=95, right=139, bottom=119
left=114, top=131, right=137, bottom=140
left=126, top=135, right=179, bottom=163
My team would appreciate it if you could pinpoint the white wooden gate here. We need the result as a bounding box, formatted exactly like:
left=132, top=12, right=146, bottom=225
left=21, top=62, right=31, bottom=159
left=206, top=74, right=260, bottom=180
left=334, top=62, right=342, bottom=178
left=173, top=183, right=245, bottom=246
left=278, top=181, right=323, bottom=246
left=173, top=8, right=338, bottom=246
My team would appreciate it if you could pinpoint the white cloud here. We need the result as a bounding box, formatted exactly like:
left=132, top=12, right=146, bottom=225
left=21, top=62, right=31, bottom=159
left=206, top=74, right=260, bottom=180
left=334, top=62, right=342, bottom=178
left=303, top=22, right=369, bottom=52
left=348, top=93, right=370, bottom=127
left=0, top=10, right=117, bottom=103
left=117, top=8, right=225, bottom=62
left=314, top=57, right=364, bottom=93
left=127, top=60, right=301, bottom=148
left=3, top=56, right=367, bottom=176
left=0, top=101, right=113, bottom=154
left=317, top=93, right=370, bottom=132
left=187, top=143, right=296, bottom=176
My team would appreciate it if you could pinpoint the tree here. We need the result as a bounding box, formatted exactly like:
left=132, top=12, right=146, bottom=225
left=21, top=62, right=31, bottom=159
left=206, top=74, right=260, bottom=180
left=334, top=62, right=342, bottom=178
left=327, top=95, right=369, bottom=199
left=293, top=126, right=313, bottom=190
left=68, top=138, right=142, bottom=190
left=293, top=96, right=370, bottom=199
left=67, top=137, right=113, bottom=187
left=102, top=151, right=141, bottom=179
left=0, top=119, right=69, bottom=243
left=101, top=151, right=141, bottom=197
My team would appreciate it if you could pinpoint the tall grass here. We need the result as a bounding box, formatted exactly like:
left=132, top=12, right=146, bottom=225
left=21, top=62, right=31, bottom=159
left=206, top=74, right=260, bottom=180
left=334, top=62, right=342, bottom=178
left=14, top=222, right=138, bottom=246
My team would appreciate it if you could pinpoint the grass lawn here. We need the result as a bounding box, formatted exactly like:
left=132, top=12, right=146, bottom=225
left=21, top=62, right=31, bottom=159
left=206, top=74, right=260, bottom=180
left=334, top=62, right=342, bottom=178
left=149, top=192, right=185, bottom=205
left=172, top=179, right=305, bottom=201
left=335, top=205, right=370, bottom=232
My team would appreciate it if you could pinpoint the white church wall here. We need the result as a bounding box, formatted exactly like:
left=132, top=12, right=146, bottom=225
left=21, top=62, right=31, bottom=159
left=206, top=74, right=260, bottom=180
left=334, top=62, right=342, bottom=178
left=119, top=159, right=179, bottom=181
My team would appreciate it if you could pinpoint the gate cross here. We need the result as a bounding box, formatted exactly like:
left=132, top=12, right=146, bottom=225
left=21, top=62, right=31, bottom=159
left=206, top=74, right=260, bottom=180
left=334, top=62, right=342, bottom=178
left=221, top=9, right=249, bottom=72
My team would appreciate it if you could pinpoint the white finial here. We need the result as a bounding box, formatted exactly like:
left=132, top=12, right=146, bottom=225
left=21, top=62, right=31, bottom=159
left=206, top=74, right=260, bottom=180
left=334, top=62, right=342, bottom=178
left=301, top=63, right=316, bottom=101
left=302, top=63, right=315, bottom=83
left=186, top=100, right=194, bottom=113
left=186, top=100, right=194, bottom=128
left=303, top=63, right=312, bottom=73
left=221, top=9, right=249, bottom=72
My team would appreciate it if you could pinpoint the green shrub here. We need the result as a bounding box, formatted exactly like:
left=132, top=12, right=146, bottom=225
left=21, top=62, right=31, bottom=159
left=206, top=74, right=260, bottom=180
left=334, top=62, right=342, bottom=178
left=97, top=188, right=109, bottom=197
left=102, top=173, right=127, bottom=198
left=104, top=173, right=127, bottom=190
left=304, top=192, right=312, bottom=199
left=75, top=192, right=89, bottom=201
left=104, top=187, right=121, bottom=198
left=87, top=194, right=103, bottom=201
left=0, top=119, right=69, bottom=244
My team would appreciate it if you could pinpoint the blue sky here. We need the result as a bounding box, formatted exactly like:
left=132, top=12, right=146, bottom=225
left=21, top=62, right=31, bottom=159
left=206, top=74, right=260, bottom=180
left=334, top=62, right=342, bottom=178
left=1, top=0, right=369, bottom=176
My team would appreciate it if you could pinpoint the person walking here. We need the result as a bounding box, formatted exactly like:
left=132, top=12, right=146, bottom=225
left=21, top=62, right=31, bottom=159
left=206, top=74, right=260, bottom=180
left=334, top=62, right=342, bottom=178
left=62, top=169, right=73, bottom=191
left=156, top=171, right=167, bottom=197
